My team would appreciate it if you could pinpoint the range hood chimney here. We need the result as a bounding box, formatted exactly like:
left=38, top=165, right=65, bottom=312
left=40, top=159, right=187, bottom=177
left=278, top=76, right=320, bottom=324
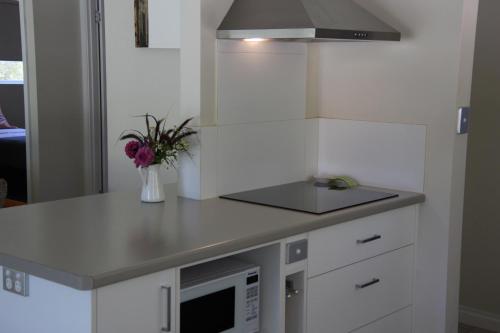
left=217, top=0, right=401, bottom=42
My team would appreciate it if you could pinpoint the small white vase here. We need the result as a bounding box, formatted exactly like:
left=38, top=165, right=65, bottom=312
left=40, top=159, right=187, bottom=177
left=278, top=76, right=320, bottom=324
left=138, top=164, right=165, bottom=203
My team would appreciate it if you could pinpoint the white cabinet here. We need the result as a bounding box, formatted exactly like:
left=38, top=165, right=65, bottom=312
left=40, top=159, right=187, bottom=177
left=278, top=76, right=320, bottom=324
left=307, top=246, right=414, bottom=333
left=307, top=205, right=418, bottom=333
left=96, top=268, right=177, bottom=333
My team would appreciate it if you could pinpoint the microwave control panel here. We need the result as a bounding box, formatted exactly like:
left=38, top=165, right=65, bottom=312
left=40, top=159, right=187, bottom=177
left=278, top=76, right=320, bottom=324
left=245, top=270, right=260, bottom=333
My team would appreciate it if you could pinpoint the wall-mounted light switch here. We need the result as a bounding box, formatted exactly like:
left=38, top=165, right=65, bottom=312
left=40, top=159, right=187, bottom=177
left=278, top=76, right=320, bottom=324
left=286, top=239, right=308, bottom=264
left=458, top=107, right=471, bottom=134
left=2, top=267, right=29, bottom=297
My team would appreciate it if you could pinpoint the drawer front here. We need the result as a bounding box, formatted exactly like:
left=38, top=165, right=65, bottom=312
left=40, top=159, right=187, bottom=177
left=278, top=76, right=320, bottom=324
left=307, top=246, right=414, bottom=333
left=308, top=206, right=416, bottom=277
left=352, top=307, right=412, bottom=333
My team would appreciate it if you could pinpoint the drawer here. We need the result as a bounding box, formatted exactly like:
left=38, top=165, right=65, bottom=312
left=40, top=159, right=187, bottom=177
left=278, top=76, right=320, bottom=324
left=352, top=307, right=412, bottom=333
left=307, top=246, right=413, bottom=333
left=308, top=206, right=416, bottom=277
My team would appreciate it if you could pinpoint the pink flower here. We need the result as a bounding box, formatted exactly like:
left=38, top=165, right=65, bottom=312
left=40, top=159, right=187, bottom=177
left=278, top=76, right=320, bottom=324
left=125, top=141, right=141, bottom=159
left=134, top=146, right=155, bottom=168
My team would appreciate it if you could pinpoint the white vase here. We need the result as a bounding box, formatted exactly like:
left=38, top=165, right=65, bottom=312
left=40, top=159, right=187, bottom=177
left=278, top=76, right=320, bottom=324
left=138, top=164, right=165, bottom=203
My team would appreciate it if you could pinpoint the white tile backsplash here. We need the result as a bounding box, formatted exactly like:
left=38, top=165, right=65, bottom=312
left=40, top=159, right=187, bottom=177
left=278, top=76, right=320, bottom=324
left=181, top=41, right=425, bottom=199
left=305, top=118, right=320, bottom=178
left=180, top=118, right=426, bottom=198
left=317, top=119, right=426, bottom=192
left=216, top=120, right=308, bottom=195
left=217, top=41, right=307, bottom=125
left=213, top=41, right=310, bottom=195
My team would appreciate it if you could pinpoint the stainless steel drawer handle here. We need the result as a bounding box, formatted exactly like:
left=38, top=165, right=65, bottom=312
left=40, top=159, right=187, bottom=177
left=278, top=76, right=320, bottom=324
left=356, top=234, right=382, bottom=244
left=161, top=286, right=172, bottom=332
left=355, top=278, right=381, bottom=290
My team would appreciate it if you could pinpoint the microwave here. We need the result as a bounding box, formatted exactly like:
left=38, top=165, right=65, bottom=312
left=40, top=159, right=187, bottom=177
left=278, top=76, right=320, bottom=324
left=180, top=258, right=260, bottom=333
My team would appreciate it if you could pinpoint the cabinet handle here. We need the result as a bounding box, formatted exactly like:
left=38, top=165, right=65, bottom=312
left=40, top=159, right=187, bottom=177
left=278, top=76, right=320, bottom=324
left=161, top=286, right=172, bottom=332
left=355, top=278, right=381, bottom=290
left=356, top=234, right=382, bottom=244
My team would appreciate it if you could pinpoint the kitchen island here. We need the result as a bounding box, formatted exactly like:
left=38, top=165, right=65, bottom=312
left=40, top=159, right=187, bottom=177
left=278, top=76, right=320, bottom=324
left=0, top=184, right=424, bottom=333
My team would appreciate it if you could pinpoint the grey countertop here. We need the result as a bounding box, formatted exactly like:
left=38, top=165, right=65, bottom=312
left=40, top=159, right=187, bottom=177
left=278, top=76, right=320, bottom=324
left=0, top=185, right=424, bottom=290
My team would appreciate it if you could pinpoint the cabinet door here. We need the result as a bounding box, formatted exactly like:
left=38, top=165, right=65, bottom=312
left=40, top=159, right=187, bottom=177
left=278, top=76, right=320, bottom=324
left=96, top=268, right=176, bottom=333
left=351, top=306, right=412, bottom=333
left=307, top=246, right=413, bottom=333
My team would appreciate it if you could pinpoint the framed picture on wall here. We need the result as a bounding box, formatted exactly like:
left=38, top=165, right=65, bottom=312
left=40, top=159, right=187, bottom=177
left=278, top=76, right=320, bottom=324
left=134, top=0, right=149, bottom=47
left=133, top=0, right=181, bottom=49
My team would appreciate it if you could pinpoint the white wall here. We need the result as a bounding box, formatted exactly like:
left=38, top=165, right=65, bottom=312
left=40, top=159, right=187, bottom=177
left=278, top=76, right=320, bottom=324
left=307, top=0, right=478, bottom=332
left=104, top=0, right=181, bottom=192
left=460, top=0, right=500, bottom=329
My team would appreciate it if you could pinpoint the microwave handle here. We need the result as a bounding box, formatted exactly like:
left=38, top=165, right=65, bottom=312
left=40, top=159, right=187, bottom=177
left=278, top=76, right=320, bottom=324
left=160, top=286, right=172, bottom=332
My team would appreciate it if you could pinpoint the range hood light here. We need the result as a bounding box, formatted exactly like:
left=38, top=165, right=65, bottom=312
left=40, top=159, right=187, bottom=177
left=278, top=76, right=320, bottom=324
left=243, top=38, right=268, bottom=42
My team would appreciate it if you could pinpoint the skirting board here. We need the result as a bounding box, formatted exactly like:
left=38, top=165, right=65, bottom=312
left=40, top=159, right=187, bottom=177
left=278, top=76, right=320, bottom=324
left=460, top=305, right=500, bottom=332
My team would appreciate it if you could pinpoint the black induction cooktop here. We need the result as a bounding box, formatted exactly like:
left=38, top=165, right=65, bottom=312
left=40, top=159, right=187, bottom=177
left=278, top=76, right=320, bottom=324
left=220, top=181, right=398, bottom=215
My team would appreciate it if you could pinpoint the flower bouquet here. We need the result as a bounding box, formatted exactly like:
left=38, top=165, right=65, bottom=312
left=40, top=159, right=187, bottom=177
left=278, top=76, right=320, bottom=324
left=120, top=114, right=197, bottom=202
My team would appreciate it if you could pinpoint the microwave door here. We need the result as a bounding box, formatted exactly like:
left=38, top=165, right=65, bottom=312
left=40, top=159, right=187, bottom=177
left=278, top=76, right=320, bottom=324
left=181, top=274, right=246, bottom=333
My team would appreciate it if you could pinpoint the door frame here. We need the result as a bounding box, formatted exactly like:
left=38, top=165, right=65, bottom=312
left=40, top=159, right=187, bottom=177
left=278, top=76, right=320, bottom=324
left=18, top=0, right=39, bottom=203
left=81, top=0, right=108, bottom=194
left=18, top=0, right=108, bottom=202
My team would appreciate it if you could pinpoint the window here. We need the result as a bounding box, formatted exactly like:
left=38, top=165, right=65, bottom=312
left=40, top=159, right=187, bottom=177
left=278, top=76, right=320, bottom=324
left=0, top=61, right=24, bottom=84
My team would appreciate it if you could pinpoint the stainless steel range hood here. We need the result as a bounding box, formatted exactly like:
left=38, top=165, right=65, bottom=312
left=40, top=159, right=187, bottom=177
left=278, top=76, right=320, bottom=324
left=217, top=0, right=401, bottom=42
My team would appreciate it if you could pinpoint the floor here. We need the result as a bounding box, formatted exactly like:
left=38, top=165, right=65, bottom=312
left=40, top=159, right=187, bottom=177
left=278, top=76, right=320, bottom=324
left=3, top=199, right=26, bottom=208
left=459, top=323, right=498, bottom=333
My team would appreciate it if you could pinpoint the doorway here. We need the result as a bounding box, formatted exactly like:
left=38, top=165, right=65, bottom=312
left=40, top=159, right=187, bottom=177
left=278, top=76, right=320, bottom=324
left=459, top=0, right=500, bottom=332
left=3, top=0, right=108, bottom=205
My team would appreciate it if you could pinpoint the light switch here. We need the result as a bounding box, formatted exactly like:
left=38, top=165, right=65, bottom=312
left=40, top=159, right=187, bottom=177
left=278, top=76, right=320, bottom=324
left=2, top=267, right=29, bottom=297
left=457, top=107, right=471, bottom=134
left=286, top=239, right=308, bottom=264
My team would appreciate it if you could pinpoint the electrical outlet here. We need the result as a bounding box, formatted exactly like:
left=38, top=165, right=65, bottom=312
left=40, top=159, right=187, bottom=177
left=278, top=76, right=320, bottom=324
left=2, top=267, right=29, bottom=297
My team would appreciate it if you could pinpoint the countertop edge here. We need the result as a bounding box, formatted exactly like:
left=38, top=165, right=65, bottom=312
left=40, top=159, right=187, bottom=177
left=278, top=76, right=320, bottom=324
left=0, top=254, right=94, bottom=290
